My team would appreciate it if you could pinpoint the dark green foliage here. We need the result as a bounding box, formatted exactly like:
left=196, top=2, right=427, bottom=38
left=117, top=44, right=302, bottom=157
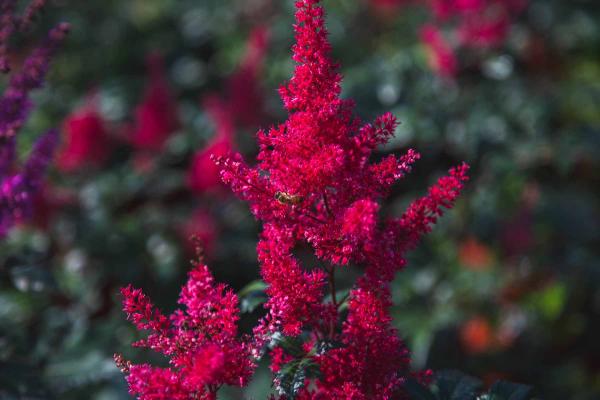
left=407, top=370, right=535, bottom=400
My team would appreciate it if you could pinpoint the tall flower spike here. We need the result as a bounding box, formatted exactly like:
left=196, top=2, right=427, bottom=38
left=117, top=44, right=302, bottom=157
left=0, top=2, right=68, bottom=236
left=215, top=0, right=468, bottom=397
left=122, top=1, right=469, bottom=398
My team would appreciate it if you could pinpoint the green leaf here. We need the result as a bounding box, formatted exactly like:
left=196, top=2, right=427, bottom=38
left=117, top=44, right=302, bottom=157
left=238, top=280, right=268, bottom=313
left=240, top=293, right=268, bottom=313
left=274, top=358, right=320, bottom=400
left=238, top=280, right=268, bottom=297
left=488, top=381, right=534, bottom=400
left=434, top=370, right=482, bottom=400
left=404, top=377, right=437, bottom=400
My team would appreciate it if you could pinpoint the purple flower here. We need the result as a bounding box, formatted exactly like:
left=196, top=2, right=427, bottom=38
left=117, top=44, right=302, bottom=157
left=0, top=130, right=57, bottom=236
left=0, top=2, right=68, bottom=236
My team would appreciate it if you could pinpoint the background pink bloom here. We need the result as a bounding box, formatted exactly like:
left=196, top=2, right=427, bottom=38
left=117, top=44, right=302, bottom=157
left=187, top=97, right=235, bottom=194
left=178, top=208, right=219, bottom=257
left=130, top=54, right=179, bottom=152
left=57, top=98, right=110, bottom=172
left=420, top=24, right=458, bottom=77
left=227, top=26, right=269, bottom=128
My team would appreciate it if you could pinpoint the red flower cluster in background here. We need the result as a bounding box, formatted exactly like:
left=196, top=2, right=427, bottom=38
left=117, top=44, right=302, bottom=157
left=130, top=54, right=180, bottom=152
left=187, top=96, right=235, bottom=194
left=119, top=0, right=468, bottom=398
left=420, top=24, right=458, bottom=78
left=370, top=0, right=527, bottom=77
left=227, top=26, right=269, bottom=128
left=430, top=0, right=526, bottom=48
left=57, top=95, right=111, bottom=172
left=187, top=27, right=269, bottom=195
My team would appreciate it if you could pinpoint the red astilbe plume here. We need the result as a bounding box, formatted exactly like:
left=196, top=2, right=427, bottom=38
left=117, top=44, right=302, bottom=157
left=187, top=96, right=235, bottom=194
left=118, top=0, right=468, bottom=397
left=215, top=0, right=468, bottom=397
left=187, top=28, right=268, bottom=195
left=130, top=53, right=179, bottom=152
left=227, top=26, right=269, bottom=128
left=117, top=252, right=255, bottom=400
left=57, top=95, right=111, bottom=172
left=420, top=24, right=457, bottom=78
left=420, top=0, right=527, bottom=77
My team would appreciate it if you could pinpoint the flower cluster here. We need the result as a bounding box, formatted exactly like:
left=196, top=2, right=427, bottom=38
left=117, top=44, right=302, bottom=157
left=129, top=54, right=180, bottom=153
left=370, top=0, right=527, bottom=77
left=187, top=95, right=235, bottom=194
left=423, top=0, right=526, bottom=77
left=0, top=1, right=68, bottom=236
left=117, top=252, right=255, bottom=400
left=187, top=27, right=269, bottom=194
left=56, top=95, right=111, bottom=172
left=430, top=0, right=526, bottom=48
left=120, top=0, right=468, bottom=398
left=217, top=0, right=468, bottom=397
left=226, top=26, right=269, bottom=128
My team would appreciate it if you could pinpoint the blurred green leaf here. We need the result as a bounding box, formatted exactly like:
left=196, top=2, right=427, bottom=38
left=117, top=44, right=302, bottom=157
left=488, top=381, right=534, bottom=400
left=238, top=280, right=268, bottom=313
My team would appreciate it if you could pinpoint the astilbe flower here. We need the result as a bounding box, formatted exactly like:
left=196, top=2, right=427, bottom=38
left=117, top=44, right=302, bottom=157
left=420, top=24, right=458, bottom=78
left=367, top=0, right=527, bottom=77
left=187, top=96, right=235, bottom=194
left=227, top=26, right=269, bottom=128
left=130, top=53, right=179, bottom=152
left=117, top=253, right=255, bottom=400
left=119, top=1, right=468, bottom=398
left=432, top=0, right=526, bottom=47
left=57, top=95, right=111, bottom=172
left=187, top=28, right=269, bottom=194
left=0, top=1, right=68, bottom=236
left=425, top=0, right=527, bottom=77
left=215, top=0, right=468, bottom=397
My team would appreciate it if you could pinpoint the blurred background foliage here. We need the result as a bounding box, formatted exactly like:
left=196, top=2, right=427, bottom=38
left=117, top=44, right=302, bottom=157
left=0, top=0, right=599, bottom=399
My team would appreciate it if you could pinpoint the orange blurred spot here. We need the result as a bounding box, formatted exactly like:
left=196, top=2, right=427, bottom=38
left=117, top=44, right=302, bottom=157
left=461, top=316, right=494, bottom=354
left=459, top=237, right=493, bottom=270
